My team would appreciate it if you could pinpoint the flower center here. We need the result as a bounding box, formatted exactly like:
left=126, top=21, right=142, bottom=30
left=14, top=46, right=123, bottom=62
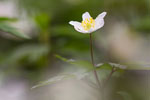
left=81, top=17, right=95, bottom=31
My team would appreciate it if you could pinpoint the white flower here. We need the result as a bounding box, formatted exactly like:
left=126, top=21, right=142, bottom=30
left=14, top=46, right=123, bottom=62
left=69, top=12, right=107, bottom=33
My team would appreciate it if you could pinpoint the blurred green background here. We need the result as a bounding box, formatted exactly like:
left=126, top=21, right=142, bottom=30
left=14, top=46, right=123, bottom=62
left=0, top=0, right=150, bottom=100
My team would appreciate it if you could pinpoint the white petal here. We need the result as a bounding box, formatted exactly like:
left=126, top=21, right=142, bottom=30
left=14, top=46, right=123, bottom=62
left=74, top=26, right=87, bottom=33
left=93, top=12, right=106, bottom=31
left=94, top=19, right=104, bottom=30
left=95, top=12, right=107, bottom=21
left=69, top=21, right=87, bottom=33
left=82, top=12, right=91, bottom=20
left=69, top=21, right=81, bottom=28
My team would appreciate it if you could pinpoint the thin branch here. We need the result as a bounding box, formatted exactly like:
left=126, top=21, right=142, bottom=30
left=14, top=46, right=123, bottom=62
left=104, top=66, right=116, bottom=87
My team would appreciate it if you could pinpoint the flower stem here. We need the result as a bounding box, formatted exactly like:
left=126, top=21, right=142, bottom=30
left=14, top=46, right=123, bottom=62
left=104, top=66, right=116, bottom=87
left=89, top=33, right=101, bottom=88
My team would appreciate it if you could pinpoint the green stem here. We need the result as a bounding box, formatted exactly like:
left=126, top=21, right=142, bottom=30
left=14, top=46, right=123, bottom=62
left=89, top=33, right=101, bottom=88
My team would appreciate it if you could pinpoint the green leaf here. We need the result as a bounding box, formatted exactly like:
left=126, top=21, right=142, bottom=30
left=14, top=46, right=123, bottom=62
left=31, top=71, right=90, bottom=89
left=96, top=63, right=126, bottom=72
left=0, top=23, right=30, bottom=39
left=55, top=54, right=68, bottom=62
left=96, top=63, right=112, bottom=70
left=55, top=55, right=127, bottom=73
left=97, top=62, right=150, bottom=70
left=55, top=55, right=127, bottom=80
left=31, top=74, right=76, bottom=89
left=55, top=54, right=93, bottom=70
left=95, top=63, right=126, bottom=78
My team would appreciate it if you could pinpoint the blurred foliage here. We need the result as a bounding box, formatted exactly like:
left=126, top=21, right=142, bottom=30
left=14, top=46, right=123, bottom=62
left=33, top=13, right=51, bottom=44
left=0, top=17, right=17, bottom=22
left=34, top=13, right=50, bottom=31
left=0, top=17, right=30, bottom=39
left=117, top=91, right=133, bottom=100
left=31, top=55, right=128, bottom=89
left=0, top=44, right=49, bottom=65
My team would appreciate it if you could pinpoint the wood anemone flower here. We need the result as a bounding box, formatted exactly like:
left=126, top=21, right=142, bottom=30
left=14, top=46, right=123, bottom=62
left=69, top=12, right=107, bottom=33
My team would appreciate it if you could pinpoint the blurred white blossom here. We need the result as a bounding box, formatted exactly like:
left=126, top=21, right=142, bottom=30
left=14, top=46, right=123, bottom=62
left=69, top=12, right=106, bottom=33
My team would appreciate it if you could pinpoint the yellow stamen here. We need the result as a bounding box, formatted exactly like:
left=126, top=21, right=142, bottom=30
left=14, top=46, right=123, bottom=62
left=81, top=17, right=95, bottom=31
